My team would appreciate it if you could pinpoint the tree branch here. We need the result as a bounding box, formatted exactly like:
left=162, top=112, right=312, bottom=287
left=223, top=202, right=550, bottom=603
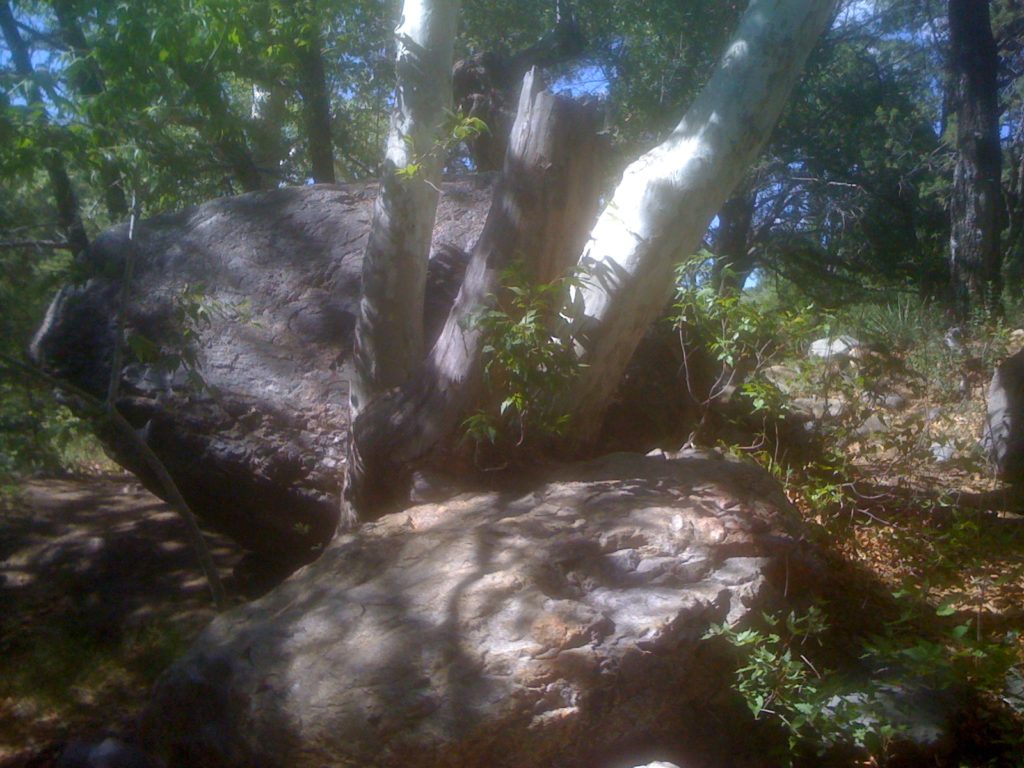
left=0, top=352, right=227, bottom=610
left=0, top=239, right=70, bottom=250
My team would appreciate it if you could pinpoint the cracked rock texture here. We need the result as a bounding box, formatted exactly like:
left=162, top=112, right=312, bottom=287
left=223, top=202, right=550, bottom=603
left=31, top=176, right=714, bottom=571
left=30, top=180, right=492, bottom=568
left=142, top=452, right=805, bottom=768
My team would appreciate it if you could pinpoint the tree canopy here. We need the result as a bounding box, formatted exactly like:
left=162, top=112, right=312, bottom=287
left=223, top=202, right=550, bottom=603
left=0, top=0, right=1020, bottom=311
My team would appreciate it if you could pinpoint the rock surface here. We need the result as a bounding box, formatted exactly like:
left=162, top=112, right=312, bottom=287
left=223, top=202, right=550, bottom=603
left=30, top=181, right=492, bottom=567
left=808, top=335, right=861, bottom=361
left=142, top=452, right=806, bottom=768
left=985, top=349, right=1024, bottom=484
left=30, top=177, right=711, bottom=568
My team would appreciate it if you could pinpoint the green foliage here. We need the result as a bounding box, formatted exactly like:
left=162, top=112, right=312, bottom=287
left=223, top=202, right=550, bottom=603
left=757, top=4, right=951, bottom=301
left=671, top=252, right=821, bottom=439
left=0, top=237, right=105, bottom=481
left=463, top=261, right=585, bottom=464
left=702, top=281, right=1024, bottom=763
left=0, top=614, right=191, bottom=715
left=706, top=606, right=900, bottom=764
left=0, top=393, right=101, bottom=486
left=709, top=598, right=1021, bottom=766
left=864, top=606, right=1019, bottom=699
left=396, top=111, right=488, bottom=181
left=833, top=294, right=1020, bottom=405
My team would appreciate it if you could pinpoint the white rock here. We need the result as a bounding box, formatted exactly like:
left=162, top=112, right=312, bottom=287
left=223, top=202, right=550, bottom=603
left=808, top=335, right=860, bottom=360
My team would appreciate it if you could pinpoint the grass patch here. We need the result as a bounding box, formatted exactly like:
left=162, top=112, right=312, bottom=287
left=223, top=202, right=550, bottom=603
left=0, top=614, right=192, bottom=748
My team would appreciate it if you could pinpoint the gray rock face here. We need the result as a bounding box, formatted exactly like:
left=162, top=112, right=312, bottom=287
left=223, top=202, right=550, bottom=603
left=142, top=452, right=804, bottom=768
left=30, top=181, right=492, bottom=568
left=985, top=349, right=1024, bottom=483
left=30, top=176, right=713, bottom=568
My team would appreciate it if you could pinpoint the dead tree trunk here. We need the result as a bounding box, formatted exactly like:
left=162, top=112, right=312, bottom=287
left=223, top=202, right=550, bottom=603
left=452, top=7, right=586, bottom=171
left=345, top=70, right=604, bottom=519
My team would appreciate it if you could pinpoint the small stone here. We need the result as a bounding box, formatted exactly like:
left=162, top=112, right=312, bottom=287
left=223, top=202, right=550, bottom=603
left=930, top=441, right=956, bottom=463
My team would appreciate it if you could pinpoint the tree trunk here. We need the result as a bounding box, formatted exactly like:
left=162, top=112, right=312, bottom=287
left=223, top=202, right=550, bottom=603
left=249, top=83, right=290, bottom=178
left=51, top=0, right=129, bottom=220
left=345, top=0, right=836, bottom=520
left=173, top=59, right=265, bottom=193
left=564, top=0, right=838, bottom=442
left=345, top=70, right=604, bottom=518
left=452, top=9, right=586, bottom=171
left=711, top=189, right=756, bottom=294
left=0, top=1, right=90, bottom=256
left=296, top=24, right=336, bottom=184
left=948, top=0, right=1003, bottom=318
left=351, top=0, right=460, bottom=415
left=1002, top=112, right=1023, bottom=294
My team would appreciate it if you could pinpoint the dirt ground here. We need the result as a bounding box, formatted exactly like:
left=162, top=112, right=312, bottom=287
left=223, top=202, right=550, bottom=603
left=2, top=430, right=1022, bottom=765
left=0, top=474, right=245, bottom=764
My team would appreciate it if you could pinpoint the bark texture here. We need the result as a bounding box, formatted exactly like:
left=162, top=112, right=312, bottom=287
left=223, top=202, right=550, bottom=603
left=352, top=0, right=461, bottom=414
left=564, top=0, right=839, bottom=440
left=948, top=0, right=1003, bottom=317
left=1007, top=116, right=1024, bottom=293
left=452, top=9, right=586, bottom=171
left=296, top=23, right=336, bottom=184
left=346, top=71, right=604, bottom=517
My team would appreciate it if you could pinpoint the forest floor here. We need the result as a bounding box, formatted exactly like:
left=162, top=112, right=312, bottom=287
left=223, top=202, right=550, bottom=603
left=774, top=376, right=1024, bottom=757
left=0, top=474, right=245, bottom=765
left=1, top=384, right=1023, bottom=764
left=816, top=385, right=1024, bottom=654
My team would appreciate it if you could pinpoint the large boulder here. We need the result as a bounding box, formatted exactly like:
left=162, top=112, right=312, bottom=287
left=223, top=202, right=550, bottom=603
left=30, top=178, right=714, bottom=570
left=984, top=349, right=1024, bottom=483
left=30, top=181, right=493, bottom=569
left=141, top=452, right=808, bottom=768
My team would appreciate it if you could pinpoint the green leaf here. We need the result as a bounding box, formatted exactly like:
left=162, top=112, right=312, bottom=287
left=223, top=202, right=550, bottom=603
left=950, top=623, right=971, bottom=640
left=127, top=332, right=161, bottom=363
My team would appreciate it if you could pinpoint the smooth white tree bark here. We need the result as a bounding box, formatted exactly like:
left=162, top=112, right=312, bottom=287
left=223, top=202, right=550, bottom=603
left=351, top=0, right=460, bottom=415
left=567, top=0, right=838, bottom=437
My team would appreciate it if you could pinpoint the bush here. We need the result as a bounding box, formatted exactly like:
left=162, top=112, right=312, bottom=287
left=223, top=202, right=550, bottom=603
left=463, top=261, right=587, bottom=466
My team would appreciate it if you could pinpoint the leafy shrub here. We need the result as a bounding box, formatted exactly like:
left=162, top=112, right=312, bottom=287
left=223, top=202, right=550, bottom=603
left=709, top=599, right=1020, bottom=766
left=0, top=242, right=109, bottom=482
left=463, top=261, right=586, bottom=465
left=671, top=251, right=822, bottom=447
left=706, top=606, right=900, bottom=765
left=396, top=111, right=488, bottom=180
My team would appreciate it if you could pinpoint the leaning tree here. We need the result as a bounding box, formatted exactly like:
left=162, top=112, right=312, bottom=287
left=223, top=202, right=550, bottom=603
left=346, top=0, right=840, bottom=519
